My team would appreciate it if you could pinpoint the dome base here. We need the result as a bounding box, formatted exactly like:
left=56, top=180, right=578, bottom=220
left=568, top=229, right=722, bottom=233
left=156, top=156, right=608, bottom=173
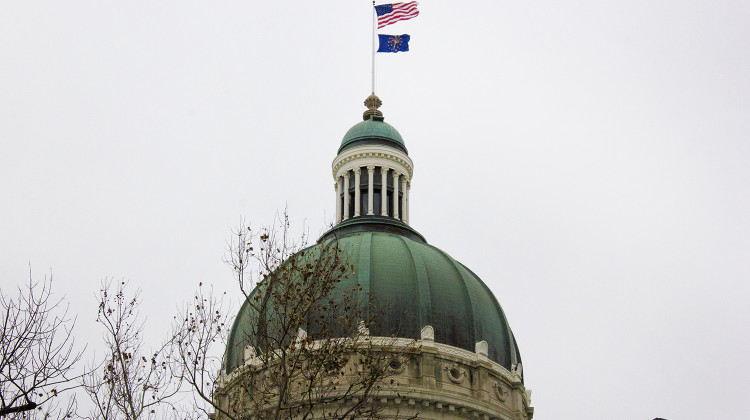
left=318, top=216, right=425, bottom=244
left=214, top=334, right=533, bottom=420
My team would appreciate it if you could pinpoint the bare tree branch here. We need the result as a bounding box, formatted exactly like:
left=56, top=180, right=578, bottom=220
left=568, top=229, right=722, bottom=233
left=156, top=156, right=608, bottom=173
left=0, top=269, right=82, bottom=417
left=80, top=280, right=182, bottom=420
left=173, top=211, right=417, bottom=420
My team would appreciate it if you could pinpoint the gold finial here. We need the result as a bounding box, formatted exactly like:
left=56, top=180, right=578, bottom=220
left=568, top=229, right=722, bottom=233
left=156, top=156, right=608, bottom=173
left=363, top=94, right=383, bottom=120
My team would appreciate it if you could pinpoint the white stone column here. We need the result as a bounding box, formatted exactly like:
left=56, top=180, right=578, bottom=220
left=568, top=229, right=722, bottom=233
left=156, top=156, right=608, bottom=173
left=392, top=171, right=400, bottom=220
left=354, top=168, right=361, bottom=217
left=343, top=172, right=350, bottom=220
left=335, top=178, right=342, bottom=223
left=367, top=166, right=375, bottom=215
left=401, top=177, right=408, bottom=224
left=405, top=181, right=411, bottom=224
left=380, top=167, right=389, bottom=216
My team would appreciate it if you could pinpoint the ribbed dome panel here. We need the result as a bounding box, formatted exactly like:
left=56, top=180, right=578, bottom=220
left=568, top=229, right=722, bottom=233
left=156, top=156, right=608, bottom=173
left=224, top=230, right=520, bottom=374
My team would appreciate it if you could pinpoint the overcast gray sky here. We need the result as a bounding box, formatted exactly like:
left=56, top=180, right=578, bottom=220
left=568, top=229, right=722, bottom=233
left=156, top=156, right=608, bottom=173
left=2, top=1, right=749, bottom=419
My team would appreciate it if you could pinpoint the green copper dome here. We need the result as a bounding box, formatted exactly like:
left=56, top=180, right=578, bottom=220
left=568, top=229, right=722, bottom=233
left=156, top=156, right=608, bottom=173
left=339, top=116, right=408, bottom=154
left=223, top=226, right=522, bottom=376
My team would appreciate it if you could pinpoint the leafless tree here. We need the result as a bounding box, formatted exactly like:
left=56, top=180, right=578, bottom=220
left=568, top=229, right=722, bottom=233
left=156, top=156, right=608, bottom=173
left=171, top=213, right=417, bottom=420
left=0, top=270, right=82, bottom=418
left=169, top=284, right=230, bottom=419
left=80, top=280, right=181, bottom=420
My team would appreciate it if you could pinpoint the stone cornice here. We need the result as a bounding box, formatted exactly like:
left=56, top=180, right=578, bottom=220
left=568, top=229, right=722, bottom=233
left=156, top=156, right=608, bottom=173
left=430, top=341, right=522, bottom=384
left=370, top=389, right=519, bottom=420
left=218, top=336, right=522, bottom=390
left=215, top=334, right=532, bottom=420
left=332, top=145, right=414, bottom=180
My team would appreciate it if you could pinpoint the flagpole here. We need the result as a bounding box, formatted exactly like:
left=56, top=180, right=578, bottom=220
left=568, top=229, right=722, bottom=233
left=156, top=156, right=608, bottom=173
left=371, top=0, right=376, bottom=94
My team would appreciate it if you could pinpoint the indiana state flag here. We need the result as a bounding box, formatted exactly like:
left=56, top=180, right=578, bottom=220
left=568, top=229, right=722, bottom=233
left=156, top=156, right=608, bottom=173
left=377, top=34, right=410, bottom=53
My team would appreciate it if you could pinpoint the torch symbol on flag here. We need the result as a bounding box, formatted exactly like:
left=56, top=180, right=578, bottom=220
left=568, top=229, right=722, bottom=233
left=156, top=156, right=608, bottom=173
left=377, top=34, right=411, bottom=53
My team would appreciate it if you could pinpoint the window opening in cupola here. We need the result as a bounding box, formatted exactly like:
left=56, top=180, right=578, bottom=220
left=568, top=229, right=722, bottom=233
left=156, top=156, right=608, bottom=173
left=339, top=175, right=345, bottom=219
left=397, top=174, right=403, bottom=219
left=373, top=167, right=382, bottom=215
left=359, top=167, right=368, bottom=216
left=386, top=168, right=394, bottom=218
left=347, top=169, right=355, bottom=218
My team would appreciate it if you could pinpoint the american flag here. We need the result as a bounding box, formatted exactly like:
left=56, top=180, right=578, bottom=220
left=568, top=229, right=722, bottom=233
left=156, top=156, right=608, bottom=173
left=375, top=2, right=419, bottom=29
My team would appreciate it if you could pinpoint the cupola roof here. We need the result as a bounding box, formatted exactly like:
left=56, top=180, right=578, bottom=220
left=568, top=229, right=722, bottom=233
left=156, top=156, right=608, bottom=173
left=338, top=94, right=407, bottom=154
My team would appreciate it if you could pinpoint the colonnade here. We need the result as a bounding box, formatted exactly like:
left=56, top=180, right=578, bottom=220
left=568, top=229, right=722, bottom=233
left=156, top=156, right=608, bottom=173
left=335, top=165, right=410, bottom=225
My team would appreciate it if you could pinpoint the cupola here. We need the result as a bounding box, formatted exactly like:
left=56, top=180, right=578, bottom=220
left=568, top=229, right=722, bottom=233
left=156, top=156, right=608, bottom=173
left=332, top=95, right=414, bottom=225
